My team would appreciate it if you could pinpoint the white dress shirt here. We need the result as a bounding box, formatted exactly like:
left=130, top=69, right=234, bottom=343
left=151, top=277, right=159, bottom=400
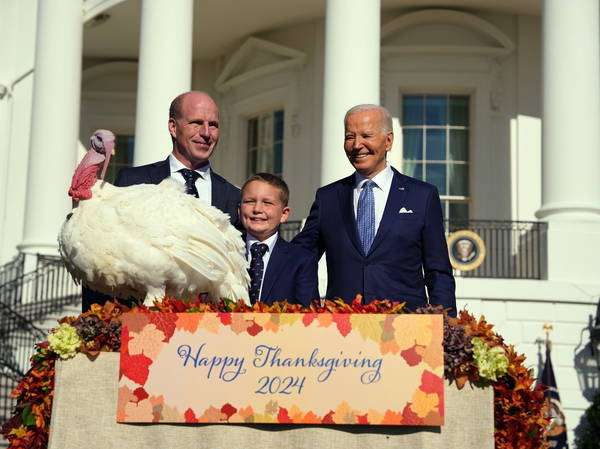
left=353, top=163, right=393, bottom=233
left=245, top=231, right=279, bottom=302
left=168, top=154, right=212, bottom=205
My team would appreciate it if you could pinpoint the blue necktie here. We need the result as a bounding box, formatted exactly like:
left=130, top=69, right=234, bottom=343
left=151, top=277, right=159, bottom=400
left=178, top=168, right=200, bottom=198
left=357, top=180, right=376, bottom=254
left=248, top=243, right=268, bottom=304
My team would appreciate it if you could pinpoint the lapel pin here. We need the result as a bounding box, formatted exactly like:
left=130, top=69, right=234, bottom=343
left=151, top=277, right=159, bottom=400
left=398, top=187, right=405, bottom=190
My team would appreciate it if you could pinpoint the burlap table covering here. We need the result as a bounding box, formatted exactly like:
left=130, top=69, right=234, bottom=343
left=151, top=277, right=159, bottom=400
left=48, top=352, right=493, bottom=449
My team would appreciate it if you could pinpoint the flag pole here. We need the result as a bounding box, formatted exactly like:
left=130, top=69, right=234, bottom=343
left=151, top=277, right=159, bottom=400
left=543, top=323, right=553, bottom=352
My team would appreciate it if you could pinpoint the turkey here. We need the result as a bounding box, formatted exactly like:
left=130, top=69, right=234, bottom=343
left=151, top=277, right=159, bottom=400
left=58, top=129, right=250, bottom=306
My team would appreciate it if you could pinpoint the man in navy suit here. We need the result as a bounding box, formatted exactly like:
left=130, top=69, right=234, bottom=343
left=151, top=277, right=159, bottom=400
left=239, top=173, right=319, bottom=306
left=82, top=91, right=240, bottom=311
left=114, top=91, right=240, bottom=223
left=293, top=104, right=456, bottom=316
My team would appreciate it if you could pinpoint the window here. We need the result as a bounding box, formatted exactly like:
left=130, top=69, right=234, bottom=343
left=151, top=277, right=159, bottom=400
left=401, top=94, right=469, bottom=221
left=247, top=110, right=284, bottom=177
left=105, top=135, right=134, bottom=184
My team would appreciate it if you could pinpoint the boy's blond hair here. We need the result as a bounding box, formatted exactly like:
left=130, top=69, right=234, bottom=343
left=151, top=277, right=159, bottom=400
left=241, top=173, right=289, bottom=206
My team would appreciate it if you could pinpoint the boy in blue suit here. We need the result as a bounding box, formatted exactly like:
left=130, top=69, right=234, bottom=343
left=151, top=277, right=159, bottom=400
left=239, top=173, right=319, bottom=306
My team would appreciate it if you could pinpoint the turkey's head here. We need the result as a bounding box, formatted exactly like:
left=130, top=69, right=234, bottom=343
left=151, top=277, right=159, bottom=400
left=68, top=129, right=116, bottom=201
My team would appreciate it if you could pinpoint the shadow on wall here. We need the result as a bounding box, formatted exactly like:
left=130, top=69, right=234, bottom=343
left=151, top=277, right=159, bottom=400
left=572, top=314, right=600, bottom=442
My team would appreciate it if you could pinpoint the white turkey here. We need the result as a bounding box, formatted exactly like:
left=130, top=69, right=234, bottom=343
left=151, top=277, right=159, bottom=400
left=58, top=129, right=250, bottom=306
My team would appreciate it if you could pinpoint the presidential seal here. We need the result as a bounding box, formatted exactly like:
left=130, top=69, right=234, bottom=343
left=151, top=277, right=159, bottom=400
left=447, top=230, right=486, bottom=271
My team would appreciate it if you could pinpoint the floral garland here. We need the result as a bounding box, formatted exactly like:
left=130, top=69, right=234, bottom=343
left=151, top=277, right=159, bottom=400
left=1, top=297, right=549, bottom=449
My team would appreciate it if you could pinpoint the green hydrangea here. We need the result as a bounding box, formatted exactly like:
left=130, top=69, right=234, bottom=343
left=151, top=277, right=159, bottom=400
left=48, top=323, right=82, bottom=360
left=472, top=337, right=508, bottom=381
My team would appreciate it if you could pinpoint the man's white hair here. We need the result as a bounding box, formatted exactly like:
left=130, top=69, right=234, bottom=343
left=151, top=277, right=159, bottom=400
left=344, top=104, right=393, bottom=134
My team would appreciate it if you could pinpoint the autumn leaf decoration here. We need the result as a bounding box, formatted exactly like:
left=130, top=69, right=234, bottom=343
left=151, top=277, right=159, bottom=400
left=2, top=296, right=548, bottom=449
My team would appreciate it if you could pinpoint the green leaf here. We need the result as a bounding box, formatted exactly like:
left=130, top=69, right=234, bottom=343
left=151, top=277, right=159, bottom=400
left=22, top=405, right=36, bottom=427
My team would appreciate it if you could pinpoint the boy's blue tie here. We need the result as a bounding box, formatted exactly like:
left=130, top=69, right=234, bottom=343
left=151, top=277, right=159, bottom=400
left=248, top=243, right=268, bottom=304
left=357, top=179, right=376, bottom=254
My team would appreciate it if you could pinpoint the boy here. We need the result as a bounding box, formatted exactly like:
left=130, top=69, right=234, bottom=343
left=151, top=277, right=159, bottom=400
left=239, top=173, right=319, bottom=306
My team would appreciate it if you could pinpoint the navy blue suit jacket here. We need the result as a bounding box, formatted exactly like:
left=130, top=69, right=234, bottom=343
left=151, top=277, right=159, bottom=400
left=292, top=167, right=456, bottom=316
left=114, top=157, right=240, bottom=225
left=257, top=236, right=319, bottom=307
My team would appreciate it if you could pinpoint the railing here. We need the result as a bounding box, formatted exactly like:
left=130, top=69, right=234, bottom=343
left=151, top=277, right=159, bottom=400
left=0, top=255, right=80, bottom=311
left=0, top=253, right=24, bottom=289
left=0, top=254, right=80, bottom=428
left=281, top=220, right=547, bottom=280
left=445, top=220, right=547, bottom=280
left=280, top=220, right=303, bottom=242
left=0, top=301, right=47, bottom=427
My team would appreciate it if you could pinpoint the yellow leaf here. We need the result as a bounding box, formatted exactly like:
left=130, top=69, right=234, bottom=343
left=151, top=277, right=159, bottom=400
left=289, top=404, right=304, bottom=421
left=350, top=315, right=383, bottom=342
left=251, top=313, right=272, bottom=327
left=278, top=313, right=302, bottom=327
left=253, top=412, right=278, bottom=423
left=198, top=314, right=220, bottom=334
left=367, top=408, right=384, bottom=424
left=9, top=425, right=28, bottom=438
left=410, top=389, right=439, bottom=418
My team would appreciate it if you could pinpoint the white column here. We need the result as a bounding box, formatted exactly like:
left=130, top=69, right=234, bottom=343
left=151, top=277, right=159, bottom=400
left=19, top=0, right=83, bottom=255
left=134, top=0, right=193, bottom=166
left=537, top=0, right=600, bottom=283
left=537, top=0, right=600, bottom=221
left=320, top=0, right=380, bottom=186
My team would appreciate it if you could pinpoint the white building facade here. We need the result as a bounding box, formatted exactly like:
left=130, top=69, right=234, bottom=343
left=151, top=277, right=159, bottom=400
left=1, top=0, right=599, bottom=445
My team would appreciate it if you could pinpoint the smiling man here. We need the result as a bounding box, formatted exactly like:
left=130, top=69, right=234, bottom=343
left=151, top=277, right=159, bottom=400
left=113, top=91, right=240, bottom=223
left=81, top=91, right=240, bottom=312
left=293, top=104, right=456, bottom=316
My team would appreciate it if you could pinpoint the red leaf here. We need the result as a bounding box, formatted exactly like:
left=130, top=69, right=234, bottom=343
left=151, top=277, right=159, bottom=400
left=120, top=352, right=153, bottom=385
left=246, top=321, right=263, bottom=336
left=332, top=314, right=352, bottom=337
left=302, top=314, right=317, bottom=327
left=420, top=370, right=444, bottom=396
left=419, top=370, right=444, bottom=417
left=277, top=407, right=293, bottom=423
left=321, top=410, right=335, bottom=424
left=184, top=408, right=198, bottom=423
left=220, top=403, right=237, bottom=421
left=401, top=403, right=424, bottom=425
left=171, top=301, right=187, bottom=313
left=357, top=413, right=370, bottom=424
left=147, top=312, right=178, bottom=342
left=400, top=345, right=423, bottom=367
left=218, top=313, right=232, bottom=325
left=133, top=387, right=149, bottom=403
left=120, top=326, right=132, bottom=352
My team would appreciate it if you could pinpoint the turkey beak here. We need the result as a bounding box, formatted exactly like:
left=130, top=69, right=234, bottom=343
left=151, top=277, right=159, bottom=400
left=99, top=141, right=114, bottom=180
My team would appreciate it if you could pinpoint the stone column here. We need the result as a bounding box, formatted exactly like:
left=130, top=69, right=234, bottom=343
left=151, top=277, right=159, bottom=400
left=19, top=0, right=83, bottom=256
left=320, top=0, right=381, bottom=186
left=134, top=0, right=193, bottom=166
left=537, top=0, right=600, bottom=282
left=537, top=0, right=600, bottom=221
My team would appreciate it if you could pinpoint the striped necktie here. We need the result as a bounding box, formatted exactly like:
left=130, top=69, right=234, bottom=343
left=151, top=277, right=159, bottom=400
left=357, top=179, right=376, bottom=254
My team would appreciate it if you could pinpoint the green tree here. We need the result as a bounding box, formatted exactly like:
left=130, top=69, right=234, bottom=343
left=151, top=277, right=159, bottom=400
left=576, top=389, right=600, bottom=449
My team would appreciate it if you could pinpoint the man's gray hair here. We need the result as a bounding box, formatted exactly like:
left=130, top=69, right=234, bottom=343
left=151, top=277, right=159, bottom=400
left=345, top=104, right=393, bottom=134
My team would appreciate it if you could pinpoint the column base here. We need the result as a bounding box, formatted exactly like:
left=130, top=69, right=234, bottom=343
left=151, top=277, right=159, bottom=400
left=535, top=202, right=600, bottom=221
left=545, top=220, right=600, bottom=283
left=17, top=241, right=59, bottom=255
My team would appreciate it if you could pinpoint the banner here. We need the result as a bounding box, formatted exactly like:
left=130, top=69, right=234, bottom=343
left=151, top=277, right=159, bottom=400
left=118, top=312, right=444, bottom=425
left=541, top=344, right=569, bottom=448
